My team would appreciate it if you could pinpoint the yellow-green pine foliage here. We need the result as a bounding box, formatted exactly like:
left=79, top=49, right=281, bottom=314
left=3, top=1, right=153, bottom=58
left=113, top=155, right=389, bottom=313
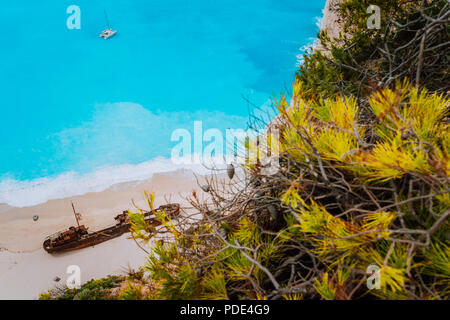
left=127, top=82, right=448, bottom=300
left=277, top=81, right=448, bottom=299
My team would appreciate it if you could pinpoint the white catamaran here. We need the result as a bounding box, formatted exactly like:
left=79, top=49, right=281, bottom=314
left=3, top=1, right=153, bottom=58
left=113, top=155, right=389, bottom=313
left=99, top=10, right=117, bottom=40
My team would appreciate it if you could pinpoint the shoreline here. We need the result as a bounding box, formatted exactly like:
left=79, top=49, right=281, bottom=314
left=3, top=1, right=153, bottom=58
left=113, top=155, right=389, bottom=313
left=0, top=169, right=210, bottom=299
left=0, top=169, right=207, bottom=252
left=0, top=157, right=215, bottom=208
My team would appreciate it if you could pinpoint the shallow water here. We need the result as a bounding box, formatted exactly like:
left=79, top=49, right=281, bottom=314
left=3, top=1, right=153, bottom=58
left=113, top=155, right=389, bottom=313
left=0, top=0, right=325, bottom=206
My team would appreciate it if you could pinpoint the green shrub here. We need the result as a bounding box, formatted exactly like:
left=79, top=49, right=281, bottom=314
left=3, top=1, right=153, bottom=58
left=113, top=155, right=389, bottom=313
left=39, top=276, right=124, bottom=300
left=297, top=0, right=449, bottom=100
left=118, top=283, right=144, bottom=300
left=131, top=82, right=448, bottom=300
left=124, top=0, right=448, bottom=300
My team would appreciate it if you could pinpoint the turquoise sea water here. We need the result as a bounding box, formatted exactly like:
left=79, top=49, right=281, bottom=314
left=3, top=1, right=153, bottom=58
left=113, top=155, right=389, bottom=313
left=0, top=0, right=325, bottom=206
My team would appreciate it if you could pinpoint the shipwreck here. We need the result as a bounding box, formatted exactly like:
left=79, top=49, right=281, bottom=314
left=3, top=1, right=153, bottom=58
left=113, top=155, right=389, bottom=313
left=43, top=202, right=180, bottom=254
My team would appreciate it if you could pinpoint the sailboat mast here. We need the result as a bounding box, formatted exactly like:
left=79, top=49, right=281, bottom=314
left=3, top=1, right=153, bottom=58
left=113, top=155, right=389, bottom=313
left=104, top=10, right=110, bottom=29
left=71, top=202, right=81, bottom=228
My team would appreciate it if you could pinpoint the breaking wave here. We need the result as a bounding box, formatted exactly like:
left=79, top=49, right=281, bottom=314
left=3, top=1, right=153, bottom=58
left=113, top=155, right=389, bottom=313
left=0, top=157, right=215, bottom=208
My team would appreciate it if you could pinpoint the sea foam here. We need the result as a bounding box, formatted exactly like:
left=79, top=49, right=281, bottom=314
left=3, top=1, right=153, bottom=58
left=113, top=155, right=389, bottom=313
left=0, top=157, right=216, bottom=208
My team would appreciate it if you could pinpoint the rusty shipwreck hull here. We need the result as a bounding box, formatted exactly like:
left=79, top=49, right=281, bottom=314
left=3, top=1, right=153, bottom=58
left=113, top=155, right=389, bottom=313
left=43, top=223, right=131, bottom=253
left=43, top=204, right=180, bottom=254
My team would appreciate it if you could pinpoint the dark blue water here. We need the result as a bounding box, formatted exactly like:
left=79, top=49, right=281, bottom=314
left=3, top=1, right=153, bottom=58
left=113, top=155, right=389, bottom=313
left=0, top=0, right=325, bottom=206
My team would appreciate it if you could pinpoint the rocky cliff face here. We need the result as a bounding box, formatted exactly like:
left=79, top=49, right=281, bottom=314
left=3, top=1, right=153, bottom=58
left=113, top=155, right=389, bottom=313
left=321, top=0, right=344, bottom=40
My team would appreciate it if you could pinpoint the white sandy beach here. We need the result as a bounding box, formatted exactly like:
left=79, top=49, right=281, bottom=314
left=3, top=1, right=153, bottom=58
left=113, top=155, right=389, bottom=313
left=0, top=170, right=208, bottom=299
